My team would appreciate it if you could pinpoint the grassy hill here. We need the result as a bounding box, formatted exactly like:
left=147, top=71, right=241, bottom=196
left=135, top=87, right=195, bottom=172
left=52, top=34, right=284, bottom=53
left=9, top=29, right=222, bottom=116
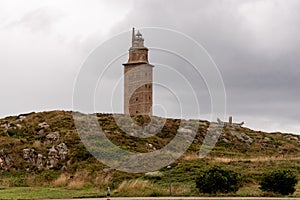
left=0, top=110, right=300, bottom=198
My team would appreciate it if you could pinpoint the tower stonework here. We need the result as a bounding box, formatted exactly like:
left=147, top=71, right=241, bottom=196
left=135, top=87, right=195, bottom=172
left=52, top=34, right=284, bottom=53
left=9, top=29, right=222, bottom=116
left=123, top=28, right=154, bottom=115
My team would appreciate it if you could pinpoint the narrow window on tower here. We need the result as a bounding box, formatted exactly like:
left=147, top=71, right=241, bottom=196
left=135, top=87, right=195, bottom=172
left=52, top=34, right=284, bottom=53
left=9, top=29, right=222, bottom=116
left=136, top=97, right=138, bottom=101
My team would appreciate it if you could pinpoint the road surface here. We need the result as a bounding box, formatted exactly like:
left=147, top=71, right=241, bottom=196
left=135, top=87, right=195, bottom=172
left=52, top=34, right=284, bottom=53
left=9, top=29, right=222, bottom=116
left=57, top=197, right=300, bottom=200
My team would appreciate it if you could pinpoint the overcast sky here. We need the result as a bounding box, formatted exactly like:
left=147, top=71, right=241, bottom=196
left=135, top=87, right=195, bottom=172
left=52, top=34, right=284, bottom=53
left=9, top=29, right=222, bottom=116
left=0, top=0, right=300, bottom=134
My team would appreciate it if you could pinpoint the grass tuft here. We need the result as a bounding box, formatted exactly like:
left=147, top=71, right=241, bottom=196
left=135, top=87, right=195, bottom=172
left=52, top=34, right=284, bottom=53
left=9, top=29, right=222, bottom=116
left=52, top=174, right=68, bottom=187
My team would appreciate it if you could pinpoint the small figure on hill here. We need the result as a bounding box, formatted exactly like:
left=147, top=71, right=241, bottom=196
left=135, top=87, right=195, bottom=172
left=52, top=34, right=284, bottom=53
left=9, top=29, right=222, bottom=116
left=107, top=186, right=111, bottom=200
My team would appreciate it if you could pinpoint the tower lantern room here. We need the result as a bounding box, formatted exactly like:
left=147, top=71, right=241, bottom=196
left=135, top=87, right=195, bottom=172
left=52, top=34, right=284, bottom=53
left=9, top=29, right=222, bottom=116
left=123, top=28, right=154, bottom=115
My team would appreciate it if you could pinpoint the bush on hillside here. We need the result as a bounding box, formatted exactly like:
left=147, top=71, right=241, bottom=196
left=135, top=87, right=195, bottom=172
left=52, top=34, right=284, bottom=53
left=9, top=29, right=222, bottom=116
left=259, top=169, right=298, bottom=195
left=195, top=166, right=241, bottom=194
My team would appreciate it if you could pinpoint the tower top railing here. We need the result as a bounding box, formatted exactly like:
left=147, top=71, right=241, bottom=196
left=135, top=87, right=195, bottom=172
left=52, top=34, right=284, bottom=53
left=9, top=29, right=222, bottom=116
left=132, top=27, right=145, bottom=48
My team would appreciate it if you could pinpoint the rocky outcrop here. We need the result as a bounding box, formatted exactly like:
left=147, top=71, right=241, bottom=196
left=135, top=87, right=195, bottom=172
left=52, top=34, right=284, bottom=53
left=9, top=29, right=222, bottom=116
left=0, top=116, right=72, bottom=172
left=56, top=143, right=69, bottom=160
left=229, top=131, right=254, bottom=147
left=0, top=116, right=27, bottom=136
left=22, top=143, right=69, bottom=170
left=46, top=131, right=60, bottom=141
left=284, top=135, right=299, bottom=141
left=38, top=122, right=50, bottom=129
left=0, top=151, right=13, bottom=171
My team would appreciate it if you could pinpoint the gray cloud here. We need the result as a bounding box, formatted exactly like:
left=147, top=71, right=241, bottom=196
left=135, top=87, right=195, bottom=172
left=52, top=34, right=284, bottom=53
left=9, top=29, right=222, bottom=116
left=106, top=0, right=300, bottom=133
left=3, top=7, right=64, bottom=33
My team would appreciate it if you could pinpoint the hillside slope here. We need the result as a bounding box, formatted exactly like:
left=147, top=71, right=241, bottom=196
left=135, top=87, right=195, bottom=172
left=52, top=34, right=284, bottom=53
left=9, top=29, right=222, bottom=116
left=0, top=110, right=300, bottom=197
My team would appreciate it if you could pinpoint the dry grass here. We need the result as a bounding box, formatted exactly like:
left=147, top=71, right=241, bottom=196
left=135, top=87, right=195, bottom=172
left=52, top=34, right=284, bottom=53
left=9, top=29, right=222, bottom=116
left=32, top=140, right=42, bottom=149
left=0, top=178, right=12, bottom=187
left=116, top=179, right=153, bottom=195
left=168, top=184, right=191, bottom=195
left=182, top=153, right=198, bottom=160
left=115, top=179, right=192, bottom=196
left=210, top=156, right=300, bottom=163
left=25, top=174, right=37, bottom=186
left=66, top=170, right=90, bottom=189
left=236, top=184, right=262, bottom=197
left=67, top=179, right=85, bottom=189
left=52, top=174, right=68, bottom=187
left=94, top=173, right=111, bottom=188
left=50, top=170, right=112, bottom=190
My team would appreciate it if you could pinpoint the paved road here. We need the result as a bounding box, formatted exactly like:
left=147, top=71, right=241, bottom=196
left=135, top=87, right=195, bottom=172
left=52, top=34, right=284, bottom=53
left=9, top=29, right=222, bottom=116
left=63, top=197, right=299, bottom=200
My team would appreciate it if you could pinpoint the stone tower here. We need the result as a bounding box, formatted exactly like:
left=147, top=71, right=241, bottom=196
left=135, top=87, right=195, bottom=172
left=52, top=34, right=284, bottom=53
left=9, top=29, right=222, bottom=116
left=123, top=28, right=154, bottom=115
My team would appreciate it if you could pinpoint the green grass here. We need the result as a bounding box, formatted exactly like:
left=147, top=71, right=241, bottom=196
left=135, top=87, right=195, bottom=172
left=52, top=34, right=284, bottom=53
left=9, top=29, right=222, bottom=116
left=0, top=187, right=104, bottom=199
left=0, top=186, right=293, bottom=199
left=0, top=186, right=296, bottom=200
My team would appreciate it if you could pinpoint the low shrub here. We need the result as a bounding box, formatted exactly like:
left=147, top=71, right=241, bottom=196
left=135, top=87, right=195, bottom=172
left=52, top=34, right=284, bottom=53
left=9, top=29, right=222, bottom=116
left=195, top=166, right=241, bottom=194
left=259, top=169, right=298, bottom=195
